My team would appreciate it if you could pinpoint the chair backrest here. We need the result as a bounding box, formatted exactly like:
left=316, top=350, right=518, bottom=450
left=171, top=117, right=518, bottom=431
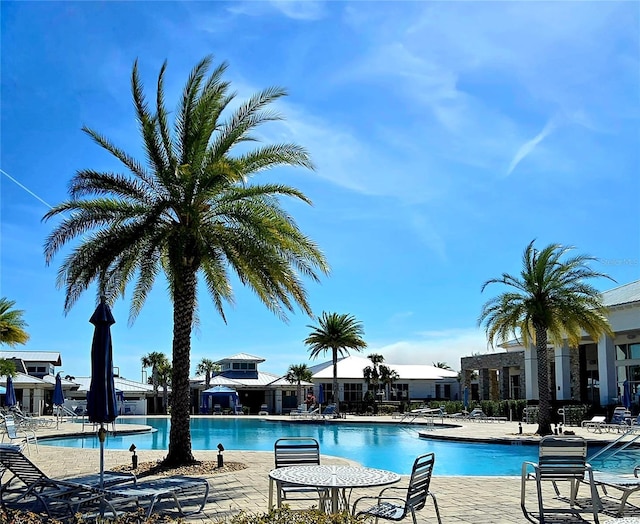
left=0, top=444, right=47, bottom=486
left=274, top=437, right=320, bottom=468
left=537, top=435, right=588, bottom=479
left=322, top=404, right=336, bottom=416
left=3, top=415, right=20, bottom=439
left=405, top=453, right=436, bottom=512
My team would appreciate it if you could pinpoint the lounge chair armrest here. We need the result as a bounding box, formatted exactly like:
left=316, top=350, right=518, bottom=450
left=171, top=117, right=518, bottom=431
left=376, top=485, right=407, bottom=497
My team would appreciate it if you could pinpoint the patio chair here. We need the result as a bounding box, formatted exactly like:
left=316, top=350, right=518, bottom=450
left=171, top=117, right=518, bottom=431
left=351, top=453, right=442, bottom=524
left=582, top=464, right=640, bottom=517
left=317, top=404, right=337, bottom=419
left=0, top=444, right=135, bottom=519
left=521, top=435, right=600, bottom=523
left=212, top=404, right=222, bottom=415
left=273, top=437, right=327, bottom=509
left=1, top=414, right=38, bottom=454
left=234, top=404, right=245, bottom=415
left=582, top=415, right=607, bottom=433
left=97, top=475, right=210, bottom=517
left=258, top=404, right=269, bottom=415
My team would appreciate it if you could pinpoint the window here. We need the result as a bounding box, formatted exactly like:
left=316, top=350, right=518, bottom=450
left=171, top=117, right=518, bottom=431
left=616, top=343, right=640, bottom=361
left=342, top=383, right=362, bottom=402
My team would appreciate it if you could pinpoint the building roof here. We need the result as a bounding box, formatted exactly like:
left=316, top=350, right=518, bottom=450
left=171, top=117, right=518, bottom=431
left=216, top=353, right=265, bottom=364
left=193, top=370, right=295, bottom=389
left=0, top=351, right=62, bottom=365
left=309, top=355, right=458, bottom=380
left=602, top=280, right=640, bottom=308
left=0, top=372, right=50, bottom=386
left=72, top=376, right=161, bottom=394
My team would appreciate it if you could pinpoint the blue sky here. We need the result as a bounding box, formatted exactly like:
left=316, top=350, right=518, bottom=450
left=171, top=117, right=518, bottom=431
left=1, top=1, right=639, bottom=381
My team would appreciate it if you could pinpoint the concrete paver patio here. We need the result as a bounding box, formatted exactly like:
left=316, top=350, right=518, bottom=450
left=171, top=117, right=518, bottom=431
left=6, top=416, right=640, bottom=523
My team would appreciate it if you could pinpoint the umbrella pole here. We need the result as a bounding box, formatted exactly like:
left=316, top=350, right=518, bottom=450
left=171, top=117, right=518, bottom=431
left=98, top=424, right=107, bottom=489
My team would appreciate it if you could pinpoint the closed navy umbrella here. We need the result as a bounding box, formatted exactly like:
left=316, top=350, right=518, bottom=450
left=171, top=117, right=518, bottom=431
left=5, top=376, right=16, bottom=408
left=53, top=373, right=65, bottom=429
left=86, top=298, right=118, bottom=488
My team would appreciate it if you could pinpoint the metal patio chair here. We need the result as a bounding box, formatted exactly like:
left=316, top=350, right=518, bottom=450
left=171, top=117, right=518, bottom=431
left=352, top=453, right=441, bottom=524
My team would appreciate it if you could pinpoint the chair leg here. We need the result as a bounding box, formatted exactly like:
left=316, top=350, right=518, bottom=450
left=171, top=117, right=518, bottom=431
left=535, top=476, right=546, bottom=524
left=428, top=492, right=442, bottom=524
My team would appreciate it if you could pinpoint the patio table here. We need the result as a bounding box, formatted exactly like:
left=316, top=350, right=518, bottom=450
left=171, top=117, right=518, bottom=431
left=268, top=464, right=400, bottom=514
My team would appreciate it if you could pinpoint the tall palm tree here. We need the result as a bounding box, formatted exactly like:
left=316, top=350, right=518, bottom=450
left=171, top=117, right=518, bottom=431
left=305, top=312, right=367, bottom=414
left=363, top=353, right=385, bottom=400
left=196, top=358, right=220, bottom=390
left=285, top=363, right=313, bottom=406
left=479, top=240, right=613, bottom=435
left=141, top=351, right=169, bottom=414
left=43, top=56, right=329, bottom=466
left=0, top=298, right=29, bottom=347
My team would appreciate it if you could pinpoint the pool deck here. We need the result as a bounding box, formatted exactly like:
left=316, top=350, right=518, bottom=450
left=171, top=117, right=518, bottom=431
left=11, top=415, right=640, bottom=523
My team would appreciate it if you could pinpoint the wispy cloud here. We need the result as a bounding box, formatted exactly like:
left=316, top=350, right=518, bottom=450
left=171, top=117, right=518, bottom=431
left=506, top=117, right=559, bottom=176
left=269, top=0, right=326, bottom=21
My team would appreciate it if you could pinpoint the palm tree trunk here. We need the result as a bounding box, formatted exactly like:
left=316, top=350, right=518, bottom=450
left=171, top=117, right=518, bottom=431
left=165, top=268, right=197, bottom=466
left=332, top=347, right=339, bottom=414
left=535, top=325, right=553, bottom=436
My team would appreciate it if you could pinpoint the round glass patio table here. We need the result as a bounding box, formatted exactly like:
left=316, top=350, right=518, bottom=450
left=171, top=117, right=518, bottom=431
left=268, top=465, right=401, bottom=513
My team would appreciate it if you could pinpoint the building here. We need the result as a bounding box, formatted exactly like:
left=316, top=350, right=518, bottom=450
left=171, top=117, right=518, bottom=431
left=460, top=280, right=640, bottom=408
left=190, top=353, right=306, bottom=415
left=308, top=355, right=460, bottom=405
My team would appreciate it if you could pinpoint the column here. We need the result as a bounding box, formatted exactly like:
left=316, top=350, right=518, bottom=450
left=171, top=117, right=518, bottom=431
left=555, top=343, right=572, bottom=400
left=501, top=367, right=510, bottom=399
left=478, top=369, right=490, bottom=400
left=525, top=344, right=539, bottom=400
left=598, top=334, right=617, bottom=407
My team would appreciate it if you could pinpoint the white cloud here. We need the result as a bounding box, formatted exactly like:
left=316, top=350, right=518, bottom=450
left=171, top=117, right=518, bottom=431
left=506, top=117, right=558, bottom=176
left=370, top=327, right=491, bottom=372
left=269, top=0, right=326, bottom=21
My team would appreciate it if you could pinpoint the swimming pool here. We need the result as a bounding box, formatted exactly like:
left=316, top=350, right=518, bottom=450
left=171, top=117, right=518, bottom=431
left=41, top=418, right=636, bottom=476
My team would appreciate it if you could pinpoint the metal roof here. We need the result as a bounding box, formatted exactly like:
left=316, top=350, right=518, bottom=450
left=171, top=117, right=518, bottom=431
left=215, top=353, right=265, bottom=363
left=0, top=351, right=62, bottom=365
left=309, top=355, right=458, bottom=380
left=602, top=280, right=640, bottom=307
left=72, top=376, right=163, bottom=394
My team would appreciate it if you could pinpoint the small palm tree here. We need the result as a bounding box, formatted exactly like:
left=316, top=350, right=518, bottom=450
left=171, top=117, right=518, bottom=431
left=0, top=359, right=17, bottom=381
left=0, top=298, right=29, bottom=347
left=433, top=362, right=452, bottom=370
left=380, top=366, right=400, bottom=401
left=285, top=364, right=313, bottom=406
left=141, top=351, right=169, bottom=414
left=157, top=360, right=172, bottom=414
left=479, top=240, right=613, bottom=435
left=363, top=353, right=385, bottom=401
left=43, top=56, right=329, bottom=466
left=305, top=312, right=367, bottom=414
left=196, top=358, right=220, bottom=390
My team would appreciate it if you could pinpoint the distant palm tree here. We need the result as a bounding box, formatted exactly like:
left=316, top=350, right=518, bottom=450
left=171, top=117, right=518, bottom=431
left=305, top=312, right=367, bottom=414
left=157, top=360, right=172, bottom=414
left=196, top=358, right=220, bottom=390
left=0, top=298, right=29, bottom=347
left=0, top=359, right=17, bottom=381
left=141, top=351, right=169, bottom=414
left=285, top=364, right=313, bottom=406
left=433, top=362, right=452, bottom=370
left=380, top=366, right=400, bottom=401
left=363, top=353, right=385, bottom=400
left=43, top=56, right=329, bottom=466
left=479, top=240, right=613, bottom=435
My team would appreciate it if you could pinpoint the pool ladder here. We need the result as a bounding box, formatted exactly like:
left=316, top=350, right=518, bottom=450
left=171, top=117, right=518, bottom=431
left=589, top=426, right=640, bottom=464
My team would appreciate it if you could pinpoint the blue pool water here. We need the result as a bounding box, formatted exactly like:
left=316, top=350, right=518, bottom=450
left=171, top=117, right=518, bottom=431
left=41, top=418, right=637, bottom=476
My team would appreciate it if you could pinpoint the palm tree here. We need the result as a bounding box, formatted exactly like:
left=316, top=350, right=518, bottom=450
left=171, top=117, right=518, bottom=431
left=43, top=56, right=329, bottom=466
left=305, top=312, right=367, bottom=414
left=157, top=360, right=172, bottom=414
left=0, top=359, right=17, bottom=381
left=196, top=358, right=220, bottom=390
left=285, top=363, right=313, bottom=406
left=433, top=362, right=452, bottom=370
left=380, top=366, right=400, bottom=401
left=0, top=298, right=29, bottom=347
left=141, top=351, right=168, bottom=414
left=479, top=240, right=613, bottom=435
left=363, top=353, right=385, bottom=401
